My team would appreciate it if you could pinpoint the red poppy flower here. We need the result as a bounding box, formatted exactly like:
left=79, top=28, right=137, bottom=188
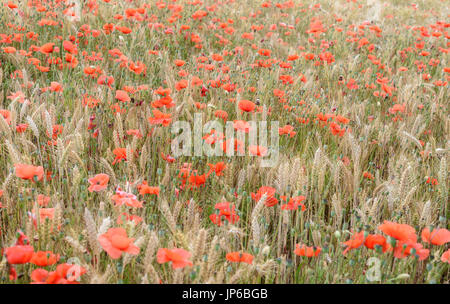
left=209, top=202, right=239, bottom=226
left=238, top=99, right=256, bottom=112
left=294, top=244, right=321, bottom=257
left=137, top=181, right=160, bottom=196
left=251, top=186, right=278, bottom=207
left=98, top=228, right=140, bottom=259
left=441, top=249, right=450, bottom=264
left=30, top=251, right=60, bottom=266
left=421, top=227, right=450, bottom=246
left=4, top=245, right=34, bottom=264
left=342, top=231, right=365, bottom=255
left=226, top=252, right=254, bottom=264
left=88, top=173, right=109, bottom=192
left=378, top=221, right=417, bottom=244
left=157, top=248, right=193, bottom=269
left=14, top=164, right=44, bottom=181
left=364, top=234, right=390, bottom=252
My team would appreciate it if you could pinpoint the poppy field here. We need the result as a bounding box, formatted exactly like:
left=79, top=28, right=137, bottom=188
left=0, top=0, right=449, bottom=284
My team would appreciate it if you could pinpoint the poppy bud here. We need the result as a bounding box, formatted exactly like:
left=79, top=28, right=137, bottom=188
left=334, top=230, right=341, bottom=239
left=262, top=246, right=270, bottom=255
left=394, top=274, right=410, bottom=280
left=388, top=237, right=397, bottom=248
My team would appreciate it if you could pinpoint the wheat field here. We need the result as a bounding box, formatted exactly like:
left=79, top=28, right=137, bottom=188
left=0, top=0, right=448, bottom=284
